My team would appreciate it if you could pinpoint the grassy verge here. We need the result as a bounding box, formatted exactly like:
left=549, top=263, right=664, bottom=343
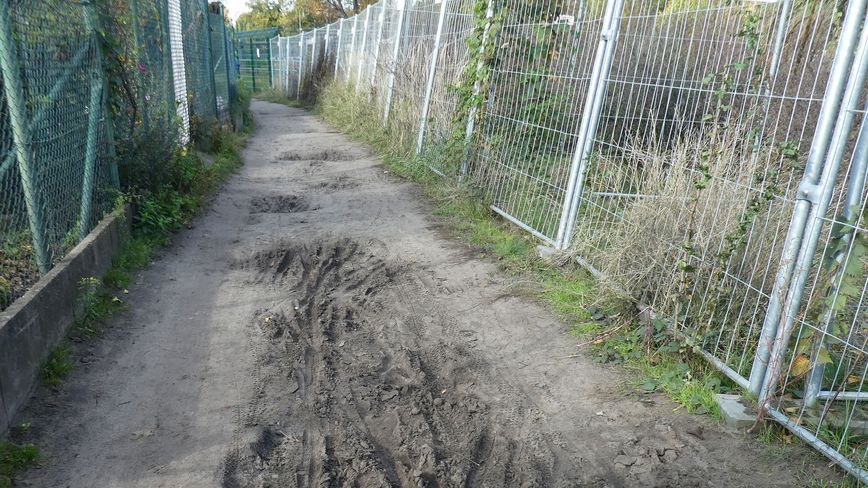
left=38, top=123, right=250, bottom=384
left=307, top=80, right=732, bottom=418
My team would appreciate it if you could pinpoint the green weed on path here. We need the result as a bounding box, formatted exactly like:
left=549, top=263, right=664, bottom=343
left=0, top=440, right=38, bottom=488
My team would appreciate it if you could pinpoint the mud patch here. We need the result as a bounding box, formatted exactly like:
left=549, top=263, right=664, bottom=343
left=307, top=175, right=360, bottom=193
left=278, top=149, right=353, bottom=161
left=226, top=238, right=578, bottom=487
left=249, top=195, right=309, bottom=213
left=303, top=160, right=325, bottom=176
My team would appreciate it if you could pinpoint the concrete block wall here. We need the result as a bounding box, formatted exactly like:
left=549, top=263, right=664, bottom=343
left=0, top=206, right=131, bottom=435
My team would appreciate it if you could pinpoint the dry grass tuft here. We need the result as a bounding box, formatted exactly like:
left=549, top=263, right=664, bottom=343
left=565, top=125, right=793, bottom=318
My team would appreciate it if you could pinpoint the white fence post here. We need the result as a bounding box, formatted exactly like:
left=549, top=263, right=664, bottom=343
left=370, top=3, right=386, bottom=93
left=356, top=8, right=372, bottom=85
left=311, top=27, right=318, bottom=76
left=383, top=0, right=410, bottom=123
left=297, top=31, right=305, bottom=99
left=325, top=23, right=331, bottom=62
left=347, top=16, right=358, bottom=82
left=754, top=0, right=868, bottom=402
left=415, top=0, right=448, bottom=155
left=166, top=0, right=190, bottom=144
left=554, top=0, right=625, bottom=249
left=284, top=38, right=290, bottom=95
left=335, top=19, right=343, bottom=76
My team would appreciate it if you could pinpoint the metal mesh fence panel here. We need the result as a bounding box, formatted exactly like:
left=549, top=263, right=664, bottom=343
left=237, top=31, right=274, bottom=92
left=569, top=2, right=798, bottom=381
left=468, top=1, right=608, bottom=244
left=268, top=0, right=868, bottom=479
left=417, top=0, right=474, bottom=175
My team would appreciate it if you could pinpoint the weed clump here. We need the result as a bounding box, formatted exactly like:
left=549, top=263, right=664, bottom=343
left=0, top=440, right=38, bottom=488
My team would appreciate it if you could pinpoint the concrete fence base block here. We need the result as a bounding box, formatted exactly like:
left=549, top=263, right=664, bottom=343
left=0, top=205, right=131, bottom=436
left=716, top=393, right=756, bottom=429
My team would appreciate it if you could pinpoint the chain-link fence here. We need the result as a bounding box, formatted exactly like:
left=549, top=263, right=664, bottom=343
left=271, top=0, right=868, bottom=481
left=0, top=0, right=240, bottom=311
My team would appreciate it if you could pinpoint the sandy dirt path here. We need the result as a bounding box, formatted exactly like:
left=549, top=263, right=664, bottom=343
left=15, top=101, right=836, bottom=487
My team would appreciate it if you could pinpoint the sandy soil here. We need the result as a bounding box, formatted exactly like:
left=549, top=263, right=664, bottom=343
left=12, top=101, right=839, bottom=487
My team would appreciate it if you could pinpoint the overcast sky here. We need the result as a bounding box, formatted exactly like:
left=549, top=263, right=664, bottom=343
left=222, top=0, right=250, bottom=21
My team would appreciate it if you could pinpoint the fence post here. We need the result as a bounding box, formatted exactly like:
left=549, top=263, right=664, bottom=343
left=804, top=96, right=868, bottom=408
left=459, top=0, right=494, bottom=178
left=297, top=31, right=305, bottom=98
left=202, top=0, right=218, bottom=116
left=0, top=4, right=50, bottom=273
left=249, top=38, right=257, bottom=91
left=219, top=4, right=234, bottom=108
left=356, top=8, right=372, bottom=85
left=159, top=0, right=176, bottom=135
left=79, top=0, right=119, bottom=240
left=130, top=0, right=149, bottom=133
left=220, top=8, right=235, bottom=109
left=280, top=37, right=290, bottom=97
left=749, top=0, right=868, bottom=399
left=335, top=19, right=344, bottom=76
left=415, top=0, right=449, bottom=155
left=325, top=23, right=331, bottom=62
left=554, top=0, right=625, bottom=249
left=311, top=28, right=318, bottom=75
left=267, top=36, right=274, bottom=88
left=167, top=0, right=191, bottom=144
left=348, top=16, right=358, bottom=82
left=754, top=0, right=868, bottom=404
left=369, top=4, right=386, bottom=92
left=383, top=0, right=410, bottom=123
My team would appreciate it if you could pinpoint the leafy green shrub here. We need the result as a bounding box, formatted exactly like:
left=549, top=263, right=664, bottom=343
left=135, top=189, right=196, bottom=239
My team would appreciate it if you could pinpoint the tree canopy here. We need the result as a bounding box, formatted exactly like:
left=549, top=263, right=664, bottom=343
left=235, top=0, right=377, bottom=35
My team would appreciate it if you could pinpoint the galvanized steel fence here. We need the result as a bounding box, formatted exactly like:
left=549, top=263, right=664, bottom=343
left=271, top=0, right=868, bottom=481
left=0, top=0, right=240, bottom=310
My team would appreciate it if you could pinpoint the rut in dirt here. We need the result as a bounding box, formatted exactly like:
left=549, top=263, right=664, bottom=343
left=222, top=237, right=575, bottom=487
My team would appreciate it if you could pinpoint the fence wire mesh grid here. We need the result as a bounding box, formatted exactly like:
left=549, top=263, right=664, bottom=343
left=0, top=0, right=240, bottom=310
left=269, top=0, right=868, bottom=481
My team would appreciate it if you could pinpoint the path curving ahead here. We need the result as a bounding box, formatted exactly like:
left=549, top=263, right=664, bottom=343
left=17, top=101, right=836, bottom=487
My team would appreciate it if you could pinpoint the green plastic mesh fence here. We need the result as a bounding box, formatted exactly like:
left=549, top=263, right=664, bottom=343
left=209, top=5, right=231, bottom=117
left=0, top=0, right=116, bottom=309
left=0, top=0, right=239, bottom=312
left=103, top=0, right=179, bottom=191
left=182, top=0, right=217, bottom=125
left=226, top=26, right=239, bottom=106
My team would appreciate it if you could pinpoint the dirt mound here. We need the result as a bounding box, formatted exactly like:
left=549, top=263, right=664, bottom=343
left=249, top=195, right=309, bottom=213
left=225, top=238, right=571, bottom=487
